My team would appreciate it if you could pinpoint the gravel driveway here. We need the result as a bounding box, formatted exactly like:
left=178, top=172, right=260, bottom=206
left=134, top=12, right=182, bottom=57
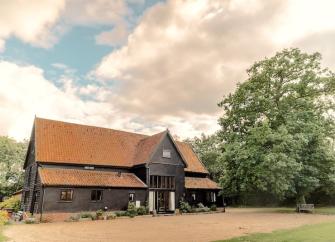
left=5, top=208, right=335, bottom=242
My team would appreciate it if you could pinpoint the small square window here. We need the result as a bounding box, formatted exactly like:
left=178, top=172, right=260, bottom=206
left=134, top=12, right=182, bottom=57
left=91, top=190, right=103, bottom=202
left=129, top=193, right=135, bottom=202
left=60, top=189, right=73, bottom=201
left=162, top=149, right=171, bottom=158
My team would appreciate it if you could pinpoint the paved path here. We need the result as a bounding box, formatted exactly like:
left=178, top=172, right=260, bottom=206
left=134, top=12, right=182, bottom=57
left=5, top=209, right=335, bottom=242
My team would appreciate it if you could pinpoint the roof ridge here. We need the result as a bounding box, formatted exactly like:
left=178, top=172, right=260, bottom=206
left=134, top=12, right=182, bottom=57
left=35, top=116, right=149, bottom=138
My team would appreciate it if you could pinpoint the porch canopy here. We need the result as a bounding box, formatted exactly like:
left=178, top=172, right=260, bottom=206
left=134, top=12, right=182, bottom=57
left=185, top=177, right=220, bottom=190
left=39, top=168, right=147, bottom=188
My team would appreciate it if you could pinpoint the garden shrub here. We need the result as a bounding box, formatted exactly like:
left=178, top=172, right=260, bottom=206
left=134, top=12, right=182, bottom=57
left=0, top=211, right=8, bottom=225
left=137, top=206, right=147, bottom=215
left=106, top=212, right=116, bottom=220
left=210, top=204, right=217, bottom=211
left=180, top=201, right=191, bottom=213
left=0, top=196, right=21, bottom=212
left=127, top=202, right=137, bottom=218
left=96, top=209, right=104, bottom=217
left=197, top=203, right=205, bottom=208
left=115, top=211, right=127, bottom=217
left=80, top=212, right=94, bottom=220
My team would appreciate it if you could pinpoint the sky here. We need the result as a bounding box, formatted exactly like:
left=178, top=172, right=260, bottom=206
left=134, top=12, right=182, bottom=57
left=1, top=0, right=335, bottom=141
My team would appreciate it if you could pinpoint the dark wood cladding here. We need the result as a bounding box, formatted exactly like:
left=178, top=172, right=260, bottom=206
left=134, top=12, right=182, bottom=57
left=42, top=187, right=146, bottom=212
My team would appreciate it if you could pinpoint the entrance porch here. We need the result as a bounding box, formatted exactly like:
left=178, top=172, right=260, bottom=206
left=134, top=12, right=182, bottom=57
left=149, top=190, right=175, bottom=213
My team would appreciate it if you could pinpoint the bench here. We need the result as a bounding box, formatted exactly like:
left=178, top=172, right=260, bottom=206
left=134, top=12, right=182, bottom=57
left=297, top=204, right=314, bottom=213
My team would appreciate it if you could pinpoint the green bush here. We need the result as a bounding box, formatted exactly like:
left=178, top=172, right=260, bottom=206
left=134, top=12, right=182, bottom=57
left=127, top=202, right=137, bottom=218
left=197, top=203, right=205, bottom=208
left=66, top=214, right=79, bottom=222
left=96, top=209, right=104, bottom=217
left=80, top=212, right=94, bottom=219
left=0, top=211, right=8, bottom=225
left=0, top=196, right=21, bottom=212
left=137, top=206, right=147, bottom=215
left=106, top=212, right=116, bottom=220
left=210, top=204, right=217, bottom=211
left=196, top=207, right=210, bottom=213
left=115, top=211, right=127, bottom=217
left=180, top=201, right=191, bottom=213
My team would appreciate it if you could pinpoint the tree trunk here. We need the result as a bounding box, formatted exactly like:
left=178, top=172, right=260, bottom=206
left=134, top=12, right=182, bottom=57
left=296, top=194, right=306, bottom=205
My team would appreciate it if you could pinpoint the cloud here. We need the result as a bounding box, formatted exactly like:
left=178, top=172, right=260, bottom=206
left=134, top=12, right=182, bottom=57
left=0, top=0, right=65, bottom=51
left=94, top=0, right=283, bottom=117
left=92, top=0, right=335, bottom=138
left=0, top=0, right=141, bottom=51
left=0, top=60, right=113, bottom=140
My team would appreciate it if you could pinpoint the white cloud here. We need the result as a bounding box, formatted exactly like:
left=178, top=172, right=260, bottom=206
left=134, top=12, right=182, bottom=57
left=0, top=60, right=114, bottom=140
left=0, top=0, right=65, bottom=51
left=92, top=0, right=335, bottom=139
left=95, top=24, right=129, bottom=46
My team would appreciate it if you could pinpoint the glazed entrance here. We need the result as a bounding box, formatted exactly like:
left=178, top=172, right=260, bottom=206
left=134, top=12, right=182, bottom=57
left=149, top=175, right=176, bottom=213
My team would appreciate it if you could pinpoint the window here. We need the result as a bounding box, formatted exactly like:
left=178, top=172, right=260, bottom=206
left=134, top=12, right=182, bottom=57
left=192, top=192, right=196, bottom=201
left=60, top=189, right=73, bottom=201
left=149, top=176, right=175, bottom=189
left=129, top=193, right=135, bottom=202
left=91, top=190, right=103, bottom=202
left=162, top=149, right=171, bottom=158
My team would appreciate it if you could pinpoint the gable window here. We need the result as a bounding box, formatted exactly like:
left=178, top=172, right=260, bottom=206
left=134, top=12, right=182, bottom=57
left=129, top=193, right=135, bottom=202
left=162, top=149, right=171, bottom=158
left=60, top=189, right=73, bottom=201
left=91, top=190, right=103, bottom=202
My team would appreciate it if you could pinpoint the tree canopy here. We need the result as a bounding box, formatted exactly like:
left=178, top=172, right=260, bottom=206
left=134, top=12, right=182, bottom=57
left=216, top=48, right=335, bottom=204
left=0, top=136, right=27, bottom=196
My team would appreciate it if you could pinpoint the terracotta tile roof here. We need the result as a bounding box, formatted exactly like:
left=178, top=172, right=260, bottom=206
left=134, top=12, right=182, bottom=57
left=176, top=142, right=209, bottom=174
left=185, top=177, right=220, bottom=190
left=39, top=168, right=147, bottom=188
left=34, top=118, right=208, bottom=173
left=132, top=131, right=166, bottom=166
left=35, top=118, right=145, bottom=167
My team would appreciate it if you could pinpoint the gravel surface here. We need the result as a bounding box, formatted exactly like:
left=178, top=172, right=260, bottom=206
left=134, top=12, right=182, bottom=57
left=5, top=208, right=335, bottom=242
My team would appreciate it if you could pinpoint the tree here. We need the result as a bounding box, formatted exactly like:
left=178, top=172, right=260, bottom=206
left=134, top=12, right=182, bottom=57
left=185, top=134, right=222, bottom=181
left=0, top=136, right=27, bottom=196
left=218, top=48, right=335, bottom=204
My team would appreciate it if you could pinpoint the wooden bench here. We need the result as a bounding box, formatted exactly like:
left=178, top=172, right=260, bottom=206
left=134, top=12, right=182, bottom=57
left=297, top=204, right=314, bottom=213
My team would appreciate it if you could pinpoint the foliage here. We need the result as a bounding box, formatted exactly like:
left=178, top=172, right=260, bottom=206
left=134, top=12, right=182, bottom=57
left=194, top=203, right=210, bottom=212
left=219, top=221, right=335, bottom=242
left=0, top=196, right=21, bottom=212
left=185, top=134, right=222, bottom=181
left=79, top=212, right=94, bottom=219
left=126, top=202, right=137, bottom=218
left=0, top=211, right=8, bottom=226
left=96, top=209, right=104, bottom=217
left=0, top=136, right=28, bottom=196
left=217, top=48, right=335, bottom=204
left=210, top=204, right=217, bottom=211
left=106, top=212, right=116, bottom=220
left=115, top=211, right=127, bottom=217
left=137, top=206, right=148, bottom=215
left=179, top=200, right=191, bottom=213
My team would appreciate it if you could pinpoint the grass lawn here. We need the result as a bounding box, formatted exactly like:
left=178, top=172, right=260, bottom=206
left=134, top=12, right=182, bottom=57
left=239, top=206, right=335, bottom=215
left=218, top=222, right=335, bottom=242
left=0, top=226, right=6, bottom=242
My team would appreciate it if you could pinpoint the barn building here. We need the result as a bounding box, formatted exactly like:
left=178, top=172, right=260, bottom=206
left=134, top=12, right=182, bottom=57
left=22, top=118, right=221, bottom=215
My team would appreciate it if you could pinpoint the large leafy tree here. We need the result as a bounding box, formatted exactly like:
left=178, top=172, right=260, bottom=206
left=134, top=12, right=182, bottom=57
left=218, top=48, right=335, bottom=204
left=185, top=134, right=222, bottom=181
left=0, top=136, right=27, bottom=196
